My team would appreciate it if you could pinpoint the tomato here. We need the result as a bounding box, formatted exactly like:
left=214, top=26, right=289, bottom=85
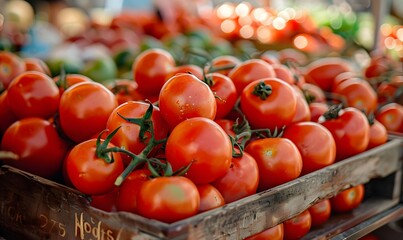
left=53, top=73, right=93, bottom=94
left=1, top=117, right=69, bottom=178
left=7, top=71, right=60, bottom=120
left=106, top=101, right=168, bottom=164
left=244, top=223, right=284, bottom=240
left=214, top=118, right=236, bottom=137
left=212, top=151, right=259, bottom=203
left=308, top=199, right=331, bottom=227
left=320, top=106, right=370, bottom=161
left=59, top=82, right=118, bottom=143
left=208, top=55, right=241, bottom=76
left=107, top=79, right=145, bottom=105
left=331, top=71, right=357, bottom=92
left=309, top=102, right=329, bottom=122
left=197, top=184, right=225, bottom=213
left=205, top=73, right=237, bottom=120
left=376, top=76, right=403, bottom=105
left=330, top=184, right=365, bottom=213
left=132, top=48, right=175, bottom=96
left=166, top=64, right=204, bottom=81
left=301, top=83, right=326, bottom=103
left=90, top=188, right=118, bottom=212
left=272, top=64, right=295, bottom=85
left=283, top=210, right=312, bottom=240
left=240, top=78, right=297, bottom=131
left=159, top=73, right=217, bottom=131
left=278, top=48, right=308, bottom=66
left=364, top=55, right=395, bottom=79
left=23, top=57, right=51, bottom=75
left=136, top=176, right=200, bottom=223
left=0, top=91, right=17, bottom=137
left=0, top=51, right=26, bottom=90
left=283, top=122, right=336, bottom=175
left=228, top=59, right=276, bottom=96
left=367, top=119, right=388, bottom=150
left=65, top=138, right=124, bottom=195
left=332, top=78, right=378, bottom=114
left=260, top=53, right=280, bottom=65
left=165, top=117, right=232, bottom=184
left=116, top=169, right=150, bottom=213
left=359, top=234, right=380, bottom=240
left=375, top=103, right=403, bottom=133
left=304, top=57, right=352, bottom=92
left=245, top=138, right=302, bottom=191
left=291, top=85, right=311, bottom=123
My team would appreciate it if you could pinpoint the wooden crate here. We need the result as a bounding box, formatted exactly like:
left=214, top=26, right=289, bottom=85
left=0, top=139, right=402, bottom=240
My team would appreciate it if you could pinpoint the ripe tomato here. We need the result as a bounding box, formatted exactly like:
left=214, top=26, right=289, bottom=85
left=308, top=199, right=331, bottom=227
left=283, top=210, right=312, bottom=240
left=208, top=55, right=241, bottom=76
left=212, top=151, right=259, bottom=203
left=0, top=91, right=17, bottom=137
left=107, top=79, right=145, bottom=105
left=23, top=57, right=51, bottom=75
left=136, top=176, right=200, bottom=223
left=320, top=106, right=370, bottom=161
left=90, top=188, right=118, bottom=212
left=165, top=117, right=232, bottom=184
left=304, top=57, right=352, bottom=92
left=331, top=71, right=357, bottom=92
left=332, top=78, right=378, bottom=114
left=278, top=48, right=308, bottom=66
left=166, top=64, right=204, bottom=81
left=244, top=223, right=284, bottom=240
left=197, top=184, right=225, bottom=213
left=330, top=184, right=365, bottom=213
left=7, top=71, right=60, bottom=120
left=0, top=51, right=26, bottom=90
left=367, top=119, right=388, bottom=150
left=132, top=48, right=175, bottom=96
left=272, top=64, right=295, bottom=85
left=375, top=103, right=403, bottom=133
left=214, top=118, right=236, bottom=137
left=116, top=169, right=151, bottom=213
left=65, top=138, right=124, bottom=195
left=1, top=117, right=69, bottom=178
left=245, top=138, right=302, bottom=191
left=59, top=82, right=118, bottom=143
left=301, top=83, right=326, bottom=103
left=240, top=78, right=297, bottom=131
left=53, top=73, right=93, bottom=94
left=291, top=85, right=311, bottom=123
left=159, top=73, right=217, bottom=131
left=283, top=122, right=336, bottom=175
left=228, top=59, right=276, bottom=95
left=205, top=73, right=237, bottom=120
left=309, top=102, right=329, bottom=122
left=106, top=101, right=168, bottom=163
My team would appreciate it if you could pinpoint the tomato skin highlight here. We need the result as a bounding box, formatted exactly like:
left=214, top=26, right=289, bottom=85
left=136, top=176, right=200, bottom=223
left=1, top=117, right=69, bottom=178
left=375, top=103, right=403, bottom=133
left=165, top=117, right=232, bottom=185
left=330, top=184, right=365, bottom=213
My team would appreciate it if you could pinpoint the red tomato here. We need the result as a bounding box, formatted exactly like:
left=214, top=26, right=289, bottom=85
left=106, top=101, right=168, bottom=164
left=291, top=85, right=311, bottom=123
left=260, top=53, right=280, bottom=65
left=107, top=79, right=145, bottom=105
left=59, top=82, right=118, bottom=143
left=278, top=48, right=308, bottom=66
left=166, top=64, right=204, bottom=81
left=208, top=55, right=241, bottom=76
left=301, top=83, right=326, bottom=103
left=308, top=199, right=331, bottom=227
left=165, top=117, right=232, bottom=184
left=159, top=73, right=217, bottom=131
left=309, top=102, right=329, bottom=122
left=205, top=73, right=238, bottom=120
left=283, top=122, right=336, bottom=175
left=212, top=151, right=259, bottom=203
left=136, top=176, right=200, bottom=223
left=90, top=188, right=118, bottom=212
left=214, top=118, right=236, bottom=137
left=7, top=71, right=60, bottom=119
left=1, top=117, right=69, bottom=178
left=304, top=57, right=352, bottom=92
left=116, top=169, right=151, bottom=213
left=330, top=184, right=365, bottom=213
left=240, top=78, right=297, bottom=131
left=331, top=71, right=357, bottom=92
left=132, top=48, right=175, bottom=96
left=272, top=64, right=295, bottom=85
left=0, top=91, right=17, bottom=137
left=197, top=184, right=225, bottom=213
left=65, top=138, right=124, bottom=195
left=320, top=106, right=370, bottom=161
left=23, top=57, right=51, bottom=75
left=332, top=78, right=378, bottom=114
left=367, top=119, right=388, bottom=150
left=245, top=138, right=302, bottom=191
left=0, top=51, right=26, bottom=90
left=283, top=210, right=312, bottom=240
left=244, top=223, right=284, bottom=240
left=228, top=59, right=276, bottom=95
left=53, top=74, right=93, bottom=94
left=375, top=103, right=403, bottom=133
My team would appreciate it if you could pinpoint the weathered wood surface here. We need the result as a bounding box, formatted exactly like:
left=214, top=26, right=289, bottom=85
left=0, top=139, right=401, bottom=240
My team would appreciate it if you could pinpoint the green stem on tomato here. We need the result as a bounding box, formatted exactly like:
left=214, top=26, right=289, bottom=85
left=252, top=81, right=272, bottom=100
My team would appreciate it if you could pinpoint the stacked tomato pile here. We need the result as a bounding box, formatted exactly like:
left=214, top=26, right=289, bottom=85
left=0, top=42, right=402, bottom=239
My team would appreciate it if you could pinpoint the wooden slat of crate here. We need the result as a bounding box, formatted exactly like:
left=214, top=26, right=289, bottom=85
left=0, top=139, right=401, bottom=240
